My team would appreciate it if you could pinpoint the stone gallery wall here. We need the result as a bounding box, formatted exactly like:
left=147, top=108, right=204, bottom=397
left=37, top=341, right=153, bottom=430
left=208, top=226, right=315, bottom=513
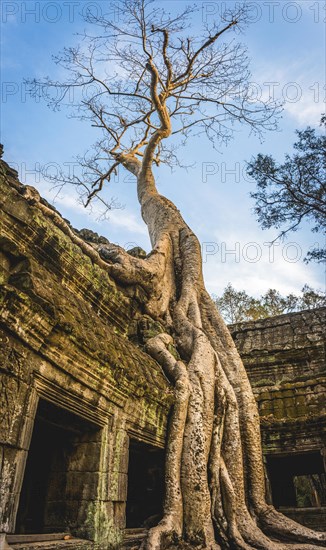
left=230, top=310, right=325, bottom=450
left=0, top=160, right=172, bottom=548
left=230, top=309, right=326, bottom=529
left=0, top=158, right=325, bottom=545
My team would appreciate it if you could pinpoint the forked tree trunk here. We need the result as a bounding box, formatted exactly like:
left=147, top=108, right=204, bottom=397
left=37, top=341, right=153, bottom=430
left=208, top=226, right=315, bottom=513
left=105, top=160, right=326, bottom=550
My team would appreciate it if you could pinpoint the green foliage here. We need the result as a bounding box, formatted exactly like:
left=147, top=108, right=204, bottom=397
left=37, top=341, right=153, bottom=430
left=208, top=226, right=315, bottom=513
left=293, top=474, right=326, bottom=508
left=214, top=283, right=326, bottom=324
left=247, top=116, right=326, bottom=263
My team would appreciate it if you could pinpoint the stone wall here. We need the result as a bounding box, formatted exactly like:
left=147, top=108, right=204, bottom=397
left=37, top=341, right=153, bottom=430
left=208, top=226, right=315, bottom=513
left=0, top=160, right=172, bottom=548
left=230, top=310, right=326, bottom=529
left=0, top=158, right=325, bottom=545
left=230, top=310, right=326, bottom=454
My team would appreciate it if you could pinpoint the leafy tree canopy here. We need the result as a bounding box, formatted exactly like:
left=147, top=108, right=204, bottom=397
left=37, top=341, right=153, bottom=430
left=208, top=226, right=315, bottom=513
left=214, top=283, right=326, bottom=324
left=247, top=116, right=326, bottom=263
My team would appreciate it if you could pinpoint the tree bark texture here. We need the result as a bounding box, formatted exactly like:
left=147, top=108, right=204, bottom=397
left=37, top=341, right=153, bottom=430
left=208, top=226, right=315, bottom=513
left=99, top=155, right=326, bottom=550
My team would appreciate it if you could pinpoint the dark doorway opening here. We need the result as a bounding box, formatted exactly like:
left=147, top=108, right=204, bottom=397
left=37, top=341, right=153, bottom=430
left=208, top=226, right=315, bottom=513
left=126, top=439, right=165, bottom=528
left=267, top=452, right=326, bottom=508
left=16, top=399, right=101, bottom=536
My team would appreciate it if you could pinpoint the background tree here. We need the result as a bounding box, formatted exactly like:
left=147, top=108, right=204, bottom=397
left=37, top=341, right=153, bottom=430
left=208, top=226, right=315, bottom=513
left=300, top=283, right=326, bottom=310
left=29, top=1, right=325, bottom=548
left=214, top=283, right=326, bottom=324
left=247, top=117, right=326, bottom=263
left=213, top=283, right=262, bottom=324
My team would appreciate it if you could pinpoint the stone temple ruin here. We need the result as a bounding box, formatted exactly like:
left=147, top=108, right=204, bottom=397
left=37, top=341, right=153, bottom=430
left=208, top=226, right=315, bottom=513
left=0, top=158, right=325, bottom=549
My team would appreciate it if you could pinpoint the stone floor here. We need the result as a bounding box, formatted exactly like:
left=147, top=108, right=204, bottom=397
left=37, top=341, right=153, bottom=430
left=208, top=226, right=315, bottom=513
left=7, top=542, right=92, bottom=550
left=123, top=529, right=147, bottom=549
left=2, top=530, right=148, bottom=550
left=0, top=534, right=93, bottom=550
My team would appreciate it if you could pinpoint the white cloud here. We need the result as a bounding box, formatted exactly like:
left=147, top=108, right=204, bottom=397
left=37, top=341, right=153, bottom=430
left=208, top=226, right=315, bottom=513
left=200, top=221, right=324, bottom=297
left=39, top=181, right=148, bottom=236
left=203, top=245, right=323, bottom=298
left=106, top=209, right=148, bottom=235
left=286, top=97, right=323, bottom=127
left=251, top=57, right=323, bottom=127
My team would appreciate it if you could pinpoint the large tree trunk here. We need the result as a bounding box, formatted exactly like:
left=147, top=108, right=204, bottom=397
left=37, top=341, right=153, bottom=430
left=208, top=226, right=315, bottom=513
left=99, top=159, right=326, bottom=549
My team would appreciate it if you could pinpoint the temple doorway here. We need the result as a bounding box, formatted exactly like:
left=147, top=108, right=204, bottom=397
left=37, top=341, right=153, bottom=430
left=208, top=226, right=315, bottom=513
left=16, top=398, right=101, bottom=536
left=126, top=439, right=165, bottom=528
left=267, top=451, right=326, bottom=509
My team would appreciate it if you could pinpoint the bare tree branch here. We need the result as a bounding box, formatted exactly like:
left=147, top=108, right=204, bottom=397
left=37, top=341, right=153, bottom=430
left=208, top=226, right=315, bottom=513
left=27, top=0, right=281, bottom=211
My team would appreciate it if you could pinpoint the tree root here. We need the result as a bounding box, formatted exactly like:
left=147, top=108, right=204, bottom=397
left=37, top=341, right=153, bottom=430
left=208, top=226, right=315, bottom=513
left=257, top=506, right=326, bottom=547
left=143, top=312, right=326, bottom=550
left=89, top=167, right=325, bottom=549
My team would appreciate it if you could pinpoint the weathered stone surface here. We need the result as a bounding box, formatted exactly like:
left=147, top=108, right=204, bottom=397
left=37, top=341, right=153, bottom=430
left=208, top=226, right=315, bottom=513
left=0, top=161, right=172, bottom=545
left=230, top=311, right=326, bottom=456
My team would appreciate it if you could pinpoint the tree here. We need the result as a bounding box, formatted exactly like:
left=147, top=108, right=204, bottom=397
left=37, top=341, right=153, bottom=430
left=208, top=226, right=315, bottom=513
left=300, top=284, right=326, bottom=310
left=214, top=284, right=326, bottom=324
left=213, top=283, right=262, bottom=324
left=247, top=118, right=326, bottom=263
left=29, top=2, right=325, bottom=548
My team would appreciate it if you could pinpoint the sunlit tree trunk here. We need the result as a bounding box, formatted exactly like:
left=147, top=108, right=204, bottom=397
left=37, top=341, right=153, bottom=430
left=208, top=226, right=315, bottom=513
left=100, top=150, right=326, bottom=550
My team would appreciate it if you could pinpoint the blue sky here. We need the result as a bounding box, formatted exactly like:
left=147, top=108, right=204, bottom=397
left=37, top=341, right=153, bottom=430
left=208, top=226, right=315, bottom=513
left=1, top=0, right=325, bottom=297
